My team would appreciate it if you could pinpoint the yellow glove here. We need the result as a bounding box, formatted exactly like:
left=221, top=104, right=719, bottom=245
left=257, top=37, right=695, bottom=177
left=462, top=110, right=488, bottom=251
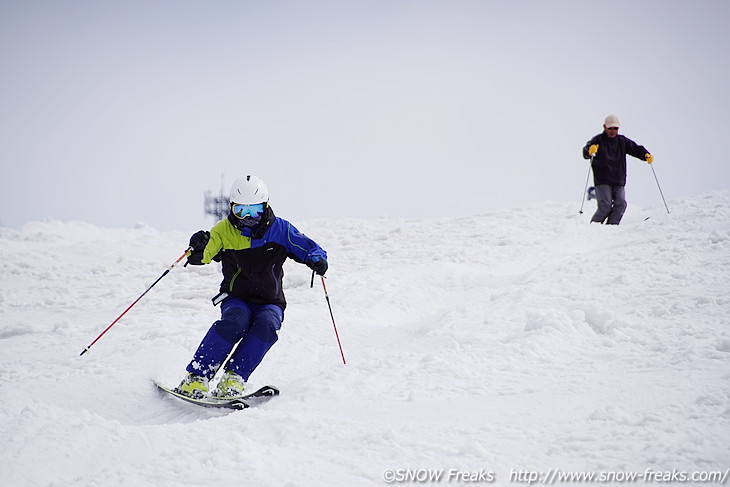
left=645, top=153, right=654, bottom=164
left=588, top=144, right=599, bottom=157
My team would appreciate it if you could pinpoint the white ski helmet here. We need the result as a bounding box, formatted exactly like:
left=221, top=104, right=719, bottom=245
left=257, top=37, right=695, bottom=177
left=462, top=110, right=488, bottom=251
left=229, top=175, right=269, bottom=205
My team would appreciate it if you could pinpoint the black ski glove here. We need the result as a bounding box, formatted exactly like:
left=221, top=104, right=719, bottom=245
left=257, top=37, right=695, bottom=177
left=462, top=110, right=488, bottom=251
left=307, top=256, right=328, bottom=276
left=189, top=230, right=210, bottom=252
left=187, top=230, right=210, bottom=265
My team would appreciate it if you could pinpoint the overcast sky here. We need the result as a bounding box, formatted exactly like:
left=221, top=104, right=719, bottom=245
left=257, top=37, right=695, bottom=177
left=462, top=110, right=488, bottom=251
left=2, top=0, right=728, bottom=233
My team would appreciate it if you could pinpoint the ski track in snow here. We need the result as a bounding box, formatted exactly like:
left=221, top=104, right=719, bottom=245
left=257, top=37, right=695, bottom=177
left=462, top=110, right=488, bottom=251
left=1, top=192, right=729, bottom=486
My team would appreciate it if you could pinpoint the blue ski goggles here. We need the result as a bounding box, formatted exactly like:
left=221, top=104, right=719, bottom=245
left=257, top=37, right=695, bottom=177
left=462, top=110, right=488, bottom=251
left=232, top=203, right=264, bottom=219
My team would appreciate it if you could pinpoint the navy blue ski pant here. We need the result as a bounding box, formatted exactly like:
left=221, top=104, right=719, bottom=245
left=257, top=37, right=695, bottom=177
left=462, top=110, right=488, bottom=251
left=186, top=297, right=282, bottom=381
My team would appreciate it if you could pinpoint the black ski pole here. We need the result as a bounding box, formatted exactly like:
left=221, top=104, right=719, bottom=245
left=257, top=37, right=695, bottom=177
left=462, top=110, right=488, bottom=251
left=650, top=164, right=670, bottom=214
left=79, top=246, right=192, bottom=356
left=579, top=157, right=593, bottom=214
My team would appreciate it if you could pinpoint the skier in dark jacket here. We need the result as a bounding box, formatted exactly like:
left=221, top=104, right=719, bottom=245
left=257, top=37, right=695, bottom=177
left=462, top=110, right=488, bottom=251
left=582, top=115, right=653, bottom=224
left=176, top=174, right=328, bottom=399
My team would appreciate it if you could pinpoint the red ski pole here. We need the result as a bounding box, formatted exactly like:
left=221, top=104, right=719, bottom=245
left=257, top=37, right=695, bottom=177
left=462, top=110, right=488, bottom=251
left=79, top=246, right=192, bottom=356
left=315, top=274, right=346, bottom=364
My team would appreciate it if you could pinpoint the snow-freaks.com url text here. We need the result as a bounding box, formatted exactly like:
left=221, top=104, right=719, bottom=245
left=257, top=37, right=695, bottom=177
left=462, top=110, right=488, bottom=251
left=509, top=468, right=729, bottom=484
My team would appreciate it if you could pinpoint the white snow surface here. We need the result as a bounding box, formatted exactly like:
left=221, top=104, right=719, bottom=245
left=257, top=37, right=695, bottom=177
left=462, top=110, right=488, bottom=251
left=1, top=192, right=729, bottom=486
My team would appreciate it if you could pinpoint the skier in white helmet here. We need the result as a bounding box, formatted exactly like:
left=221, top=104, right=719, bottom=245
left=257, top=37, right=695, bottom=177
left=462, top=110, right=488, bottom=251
left=177, top=175, right=328, bottom=398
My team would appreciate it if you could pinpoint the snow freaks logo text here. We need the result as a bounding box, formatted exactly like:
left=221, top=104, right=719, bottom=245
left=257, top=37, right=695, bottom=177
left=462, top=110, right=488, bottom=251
left=382, top=467, right=730, bottom=484
left=382, top=469, right=496, bottom=483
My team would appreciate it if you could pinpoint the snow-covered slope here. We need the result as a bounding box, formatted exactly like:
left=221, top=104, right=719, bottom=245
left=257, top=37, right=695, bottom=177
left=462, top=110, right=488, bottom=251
left=2, top=192, right=729, bottom=486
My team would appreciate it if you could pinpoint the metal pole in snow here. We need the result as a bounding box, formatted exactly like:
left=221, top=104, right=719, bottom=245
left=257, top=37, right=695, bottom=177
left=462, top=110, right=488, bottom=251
left=650, top=164, right=670, bottom=214
left=579, top=157, right=593, bottom=214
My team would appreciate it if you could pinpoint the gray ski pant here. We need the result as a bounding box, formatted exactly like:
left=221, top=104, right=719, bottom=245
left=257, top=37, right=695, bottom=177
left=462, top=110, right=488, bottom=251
left=592, top=185, right=627, bottom=225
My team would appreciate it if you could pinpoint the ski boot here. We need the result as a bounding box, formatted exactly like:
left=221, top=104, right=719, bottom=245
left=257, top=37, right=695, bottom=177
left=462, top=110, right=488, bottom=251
left=175, top=373, right=209, bottom=399
left=213, top=370, right=246, bottom=398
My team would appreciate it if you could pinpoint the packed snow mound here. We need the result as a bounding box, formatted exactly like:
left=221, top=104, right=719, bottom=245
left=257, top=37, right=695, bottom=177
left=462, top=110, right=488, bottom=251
left=1, top=192, right=729, bottom=487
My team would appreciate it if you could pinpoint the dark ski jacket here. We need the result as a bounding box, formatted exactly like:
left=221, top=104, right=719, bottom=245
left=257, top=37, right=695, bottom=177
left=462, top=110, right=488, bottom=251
left=198, top=208, right=326, bottom=310
left=582, top=133, right=649, bottom=186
